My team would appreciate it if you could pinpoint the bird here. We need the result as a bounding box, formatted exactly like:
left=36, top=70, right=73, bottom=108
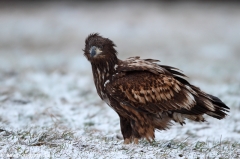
left=83, top=33, right=230, bottom=144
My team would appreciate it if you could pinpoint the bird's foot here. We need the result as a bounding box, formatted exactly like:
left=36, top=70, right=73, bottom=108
left=124, top=137, right=139, bottom=144
left=133, top=138, right=139, bottom=144
left=123, top=138, right=131, bottom=144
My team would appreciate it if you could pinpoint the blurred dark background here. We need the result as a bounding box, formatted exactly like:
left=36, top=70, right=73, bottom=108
left=0, top=1, right=239, bottom=84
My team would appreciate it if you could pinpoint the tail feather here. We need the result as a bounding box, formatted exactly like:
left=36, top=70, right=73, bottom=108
left=161, top=65, right=230, bottom=120
left=206, top=94, right=230, bottom=119
left=207, top=94, right=229, bottom=110
left=174, top=91, right=230, bottom=120
left=189, top=85, right=230, bottom=120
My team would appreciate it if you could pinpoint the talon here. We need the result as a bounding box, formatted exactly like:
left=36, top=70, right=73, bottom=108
left=133, top=138, right=139, bottom=144
left=124, top=138, right=131, bottom=144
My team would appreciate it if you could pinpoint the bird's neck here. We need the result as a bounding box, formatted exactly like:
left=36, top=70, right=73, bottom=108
left=91, top=57, right=118, bottom=99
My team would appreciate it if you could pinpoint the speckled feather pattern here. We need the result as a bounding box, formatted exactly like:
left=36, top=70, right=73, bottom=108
left=84, top=33, right=230, bottom=144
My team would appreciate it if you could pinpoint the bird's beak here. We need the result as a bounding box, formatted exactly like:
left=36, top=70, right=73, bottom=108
left=90, top=46, right=97, bottom=57
left=90, top=46, right=102, bottom=57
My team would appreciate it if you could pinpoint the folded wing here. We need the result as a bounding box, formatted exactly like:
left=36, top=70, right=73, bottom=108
left=106, top=57, right=229, bottom=119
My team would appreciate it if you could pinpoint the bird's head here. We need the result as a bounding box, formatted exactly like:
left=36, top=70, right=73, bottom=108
left=83, top=33, right=117, bottom=63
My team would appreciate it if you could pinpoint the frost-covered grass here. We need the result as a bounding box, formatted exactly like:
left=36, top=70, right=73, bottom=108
left=1, top=127, right=240, bottom=158
left=0, top=2, right=240, bottom=159
left=0, top=53, right=239, bottom=159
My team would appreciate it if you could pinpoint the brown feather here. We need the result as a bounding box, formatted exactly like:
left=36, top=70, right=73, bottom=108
left=83, top=33, right=230, bottom=144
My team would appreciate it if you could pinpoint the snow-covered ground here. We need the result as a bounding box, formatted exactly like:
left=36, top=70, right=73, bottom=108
left=0, top=2, right=240, bottom=158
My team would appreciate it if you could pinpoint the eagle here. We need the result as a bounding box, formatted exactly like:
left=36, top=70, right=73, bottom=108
left=83, top=33, right=230, bottom=144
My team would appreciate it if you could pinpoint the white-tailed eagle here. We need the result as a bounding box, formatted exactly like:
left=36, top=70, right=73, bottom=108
left=83, top=33, right=229, bottom=144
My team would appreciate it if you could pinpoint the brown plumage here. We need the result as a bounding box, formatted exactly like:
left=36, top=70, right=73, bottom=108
left=83, top=33, right=230, bottom=144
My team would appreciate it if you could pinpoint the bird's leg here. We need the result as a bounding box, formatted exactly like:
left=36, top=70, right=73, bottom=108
left=131, top=120, right=141, bottom=144
left=119, top=115, right=133, bottom=144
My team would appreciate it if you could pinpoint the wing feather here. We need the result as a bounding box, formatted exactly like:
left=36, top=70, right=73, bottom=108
left=107, top=56, right=229, bottom=119
left=106, top=72, right=196, bottom=114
